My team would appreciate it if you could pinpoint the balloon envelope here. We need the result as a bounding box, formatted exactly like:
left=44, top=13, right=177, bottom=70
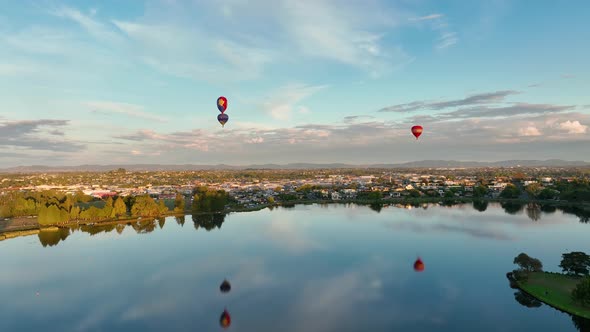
left=220, top=279, right=231, bottom=293
left=217, top=96, right=228, bottom=113
left=220, top=309, right=231, bottom=328
left=411, top=125, right=423, bottom=139
left=414, top=258, right=425, bottom=272
left=218, top=113, right=229, bottom=127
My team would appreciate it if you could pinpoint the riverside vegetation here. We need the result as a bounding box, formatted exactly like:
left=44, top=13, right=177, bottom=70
left=0, top=186, right=229, bottom=227
left=508, top=252, right=590, bottom=319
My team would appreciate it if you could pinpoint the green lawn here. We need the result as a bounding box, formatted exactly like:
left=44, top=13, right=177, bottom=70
left=518, top=272, right=590, bottom=319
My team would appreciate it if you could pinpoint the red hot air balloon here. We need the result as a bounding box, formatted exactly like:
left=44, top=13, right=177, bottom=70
left=220, top=309, right=231, bottom=328
left=411, top=125, right=423, bottom=140
left=414, top=257, right=425, bottom=272
left=217, top=96, right=228, bottom=113
left=218, top=113, right=229, bottom=127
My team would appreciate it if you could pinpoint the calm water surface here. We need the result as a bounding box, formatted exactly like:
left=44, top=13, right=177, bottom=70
left=1, top=202, right=590, bottom=332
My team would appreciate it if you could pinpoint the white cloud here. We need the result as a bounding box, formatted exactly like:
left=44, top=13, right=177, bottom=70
left=518, top=126, right=541, bottom=136
left=262, top=83, right=328, bottom=120
left=298, top=106, right=310, bottom=114
left=85, top=101, right=167, bottom=122
left=410, top=14, right=444, bottom=21
left=248, top=137, right=264, bottom=144
left=558, top=120, right=588, bottom=134
left=50, top=6, right=121, bottom=43
left=410, top=12, right=458, bottom=50
left=0, top=63, right=43, bottom=76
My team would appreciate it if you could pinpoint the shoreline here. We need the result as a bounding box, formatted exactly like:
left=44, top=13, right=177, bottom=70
left=1, top=197, right=589, bottom=238
left=509, top=272, right=590, bottom=319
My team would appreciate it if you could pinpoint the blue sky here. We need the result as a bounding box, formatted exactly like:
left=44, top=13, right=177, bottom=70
left=1, top=0, right=589, bottom=166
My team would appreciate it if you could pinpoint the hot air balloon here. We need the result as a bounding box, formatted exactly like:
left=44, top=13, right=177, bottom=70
left=220, top=279, right=231, bottom=293
left=217, top=96, right=228, bottom=113
left=218, top=113, right=229, bottom=127
left=414, top=257, right=425, bottom=272
left=411, top=125, right=423, bottom=140
left=220, top=309, right=231, bottom=328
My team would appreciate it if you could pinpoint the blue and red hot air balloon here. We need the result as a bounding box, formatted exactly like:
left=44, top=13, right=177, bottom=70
left=218, top=113, right=229, bottom=127
left=217, top=96, right=230, bottom=127
left=217, top=96, right=228, bottom=113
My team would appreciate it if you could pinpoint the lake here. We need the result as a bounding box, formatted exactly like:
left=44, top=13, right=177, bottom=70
left=1, top=202, right=589, bottom=332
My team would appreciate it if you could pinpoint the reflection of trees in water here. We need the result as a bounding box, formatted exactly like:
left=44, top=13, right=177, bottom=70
left=368, top=203, right=383, bottom=213
left=501, top=202, right=524, bottom=215
left=192, top=213, right=226, bottom=231
left=175, top=216, right=185, bottom=227
left=513, top=290, right=543, bottom=308
left=571, top=314, right=590, bottom=332
left=540, top=204, right=557, bottom=214
left=116, top=223, right=125, bottom=234
left=38, top=227, right=70, bottom=247
left=473, top=200, right=488, bottom=212
left=157, top=217, right=166, bottom=229
left=80, top=223, right=116, bottom=235
left=507, top=273, right=590, bottom=331
left=281, top=204, right=296, bottom=209
left=440, top=200, right=460, bottom=207
left=526, top=203, right=542, bottom=222
left=559, top=206, right=590, bottom=224
left=131, top=219, right=157, bottom=234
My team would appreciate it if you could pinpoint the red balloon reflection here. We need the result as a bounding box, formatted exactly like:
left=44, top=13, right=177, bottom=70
left=220, top=309, right=231, bottom=328
left=414, top=257, right=425, bottom=272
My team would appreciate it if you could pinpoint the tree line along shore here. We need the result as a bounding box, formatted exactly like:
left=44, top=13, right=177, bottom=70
left=1, top=188, right=589, bottom=237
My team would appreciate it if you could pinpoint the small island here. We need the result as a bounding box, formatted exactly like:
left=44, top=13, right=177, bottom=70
left=508, top=252, right=590, bottom=319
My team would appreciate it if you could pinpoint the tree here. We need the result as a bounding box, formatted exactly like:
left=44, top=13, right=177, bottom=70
left=157, top=217, right=166, bottom=229
left=369, top=203, right=383, bottom=212
left=514, top=290, right=543, bottom=308
left=113, top=197, right=127, bottom=218
left=525, top=203, right=541, bottom=222
left=408, top=189, right=421, bottom=198
left=158, top=200, right=168, bottom=214
left=131, top=195, right=161, bottom=217
left=500, top=184, right=521, bottom=199
left=191, top=187, right=229, bottom=212
left=474, top=185, right=488, bottom=198
left=571, top=314, right=590, bottom=332
left=537, top=188, right=559, bottom=200
left=73, top=191, right=92, bottom=203
left=513, top=253, right=543, bottom=273
left=501, top=202, right=524, bottom=215
left=174, top=193, right=185, bottom=213
left=560, top=252, right=590, bottom=277
left=525, top=183, right=543, bottom=198
left=473, top=200, right=488, bottom=212
left=103, top=197, right=114, bottom=219
left=267, top=197, right=275, bottom=204
left=70, top=206, right=80, bottom=220
left=572, top=277, right=590, bottom=306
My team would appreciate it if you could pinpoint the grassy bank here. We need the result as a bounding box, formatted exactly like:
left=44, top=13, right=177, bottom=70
left=517, top=272, right=590, bottom=319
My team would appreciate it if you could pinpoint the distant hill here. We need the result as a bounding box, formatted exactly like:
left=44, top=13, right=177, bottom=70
left=1, top=160, right=589, bottom=173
